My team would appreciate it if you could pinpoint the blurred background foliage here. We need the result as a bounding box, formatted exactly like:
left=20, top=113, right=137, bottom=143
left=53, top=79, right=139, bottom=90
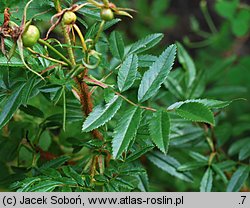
left=0, top=0, right=250, bottom=191
left=120, top=0, right=250, bottom=191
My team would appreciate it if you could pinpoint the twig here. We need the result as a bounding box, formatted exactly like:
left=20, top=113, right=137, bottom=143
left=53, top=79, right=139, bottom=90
left=38, top=39, right=73, bottom=67
left=84, top=76, right=157, bottom=112
left=27, top=47, right=68, bottom=66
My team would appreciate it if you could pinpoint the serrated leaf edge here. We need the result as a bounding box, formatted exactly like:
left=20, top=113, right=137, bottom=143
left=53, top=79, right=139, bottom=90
left=82, top=96, right=122, bottom=132
left=175, top=102, right=215, bottom=125
left=112, top=107, right=142, bottom=158
left=138, top=44, right=177, bottom=102
left=149, top=111, right=170, bottom=154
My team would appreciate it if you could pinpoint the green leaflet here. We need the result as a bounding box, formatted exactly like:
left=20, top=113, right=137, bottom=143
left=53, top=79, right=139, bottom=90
left=228, top=137, right=250, bottom=161
left=228, top=137, right=250, bottom=156
left=16, top=178, right=41, bottom=192
left=104, top=88, right=115, bottom=103
left=26, top=180, right=64, bottom=192
left=126, top=145, right=154, bottom=163
left=147, top=151, right=193, bottom=182
left=0, top=56, right=24, bottom=67
left=104, top=19, right=122, bottom=31
left=226, top=166, right=250, bottom=192
left=105, top=177, right=135, bottom=192
left=118, top=54, right=138, bottom=92
left=164, top=76, right=185, bottom=100
left=167, top=99, right=233, bottom=110
left=138, top=44, right=177, bottom=102
left=216, top=160, right=236, bottom=171
left=232, top=10, right=250, bottom=37
left=170, top=102, right=215, bottom=126
left=239, top=144, right=250, bottom=161
left=149, top=110, right=170, bottom=154
left=62, top=166, right=85, bottom=186
left=0, top=84, right=26, bottom=129
left=188, top=151, right=208, bottom=162
left=215, top=0, right=238, bottom=20
left=19, top=105, right=44, bottom=118
left=82, top=96, right=123, bottom=132
left=211, top=164, right=228, bottom=184
left=40, top=168, right=62, bottom=178
left=109, top=31, right=125, bottom=60
left=114, top=177, right=135, bottom=190
left=112, top=106, right=143, bottom=158
left=138, top=55, right=157, bottom=68
left=39, top=156, right=70, bottom=170
left=186, top=70, right=206, bottom=99
left=197, top=99, right=234, bottom=109
left=178, top=162, right=208, bottom=172
left=176, top=42, right=196, bottom=87
left=200, top=168, right=213, bottom=192
left=136, top=172, right=149, bottom=192
left=0, top=76, right=40, bottom=129
left=128, top=33, right=164, bottom=55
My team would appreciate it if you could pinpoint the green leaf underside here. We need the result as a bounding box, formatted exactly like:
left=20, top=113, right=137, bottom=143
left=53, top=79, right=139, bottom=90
left=138, top=44, right=177, bottom=102
left=109, top=31, right=125, bottom=60
left=173, top=102, right=215, bottom=126
left=118, top=54, right=138, bottom=92
left=112, top=106, right=143, bottom=158
left=147, top=151, right=193, bottom=182
left=149, top=111, right=170, bottom=154
left=82, top=96, right=123, bottom=132
left=128, top=33, right=164, bottom=55
left=200, top=168, right=213, bottom=192
left=177, top=42, right=196, bottom=87
left=226, top=166, right=250, bottom=192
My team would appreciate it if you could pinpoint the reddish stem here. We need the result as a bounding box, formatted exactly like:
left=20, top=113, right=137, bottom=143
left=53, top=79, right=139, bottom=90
left=75, top=76, right=104, bottom=140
